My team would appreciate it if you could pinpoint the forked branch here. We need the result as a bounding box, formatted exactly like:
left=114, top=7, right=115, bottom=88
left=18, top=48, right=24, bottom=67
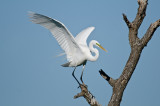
left=99, top=0, right=160, bottom=106
left=74, top=0, right=160, bottom=106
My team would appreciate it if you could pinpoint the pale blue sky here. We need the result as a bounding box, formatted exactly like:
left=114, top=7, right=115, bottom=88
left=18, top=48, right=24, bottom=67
left=0, top=0, right=160, bottom=106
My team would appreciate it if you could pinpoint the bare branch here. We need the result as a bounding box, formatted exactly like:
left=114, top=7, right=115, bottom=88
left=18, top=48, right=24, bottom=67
left=141, top=19, right=160, bottom=47
left=74, top=84, right=101, bottom=106
left=106, top=0, right=159, bottom=106
left=99, top=69, right=117, bottom=87
left=122, top=13, right=132, bottom=28
left=74, top=0, right=159, bottom=106
left=133, top=0, right=148, bottom=29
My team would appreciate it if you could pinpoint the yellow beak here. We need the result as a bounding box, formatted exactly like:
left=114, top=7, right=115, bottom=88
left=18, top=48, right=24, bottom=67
left=96, top=43, right=108, bottom=52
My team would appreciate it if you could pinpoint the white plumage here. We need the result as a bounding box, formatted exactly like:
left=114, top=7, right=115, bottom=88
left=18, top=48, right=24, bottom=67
left=29, top=12, right=107, bottom=84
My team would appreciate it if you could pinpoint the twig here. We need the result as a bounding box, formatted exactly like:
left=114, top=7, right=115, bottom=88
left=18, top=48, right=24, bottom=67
left=99, top=69, right=116, bottom=87
left=122, top=14, right=132, bottom=28
left=141, top=19, right=160, bottom=47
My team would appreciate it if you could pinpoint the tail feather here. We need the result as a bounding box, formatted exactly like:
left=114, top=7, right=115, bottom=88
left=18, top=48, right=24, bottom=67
left=61, top=62, right=71, bottom=67
left=56, top=52, right=65, bottom=57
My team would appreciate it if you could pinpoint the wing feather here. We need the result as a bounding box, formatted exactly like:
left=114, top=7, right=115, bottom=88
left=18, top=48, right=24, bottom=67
left=75, top=27, right=95, bottom=46
left=29, top=12, right=81, bottom=62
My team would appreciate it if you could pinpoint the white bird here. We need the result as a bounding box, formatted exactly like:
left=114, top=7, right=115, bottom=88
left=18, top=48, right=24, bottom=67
left=29, top=12, right=107, bottom=85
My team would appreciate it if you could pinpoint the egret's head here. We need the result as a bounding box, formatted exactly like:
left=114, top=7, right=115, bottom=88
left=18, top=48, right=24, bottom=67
left=96, top=43, right=108, bottom=52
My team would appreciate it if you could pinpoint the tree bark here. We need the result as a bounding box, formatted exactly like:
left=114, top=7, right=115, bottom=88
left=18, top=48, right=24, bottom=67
left=100, top=0, right=160, bottom=106
left=74, top=83, right=101, bottom=106
left=74, top=0, right=160, bottom=105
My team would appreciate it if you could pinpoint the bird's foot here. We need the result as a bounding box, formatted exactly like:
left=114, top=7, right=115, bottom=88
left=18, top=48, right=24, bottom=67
left=77, top=83, right=88, bottom=89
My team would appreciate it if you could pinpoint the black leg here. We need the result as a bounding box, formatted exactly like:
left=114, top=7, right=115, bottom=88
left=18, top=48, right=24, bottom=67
left=72, top=67, right=81, bottom=85
left=80, top=65, right=85, bottom=83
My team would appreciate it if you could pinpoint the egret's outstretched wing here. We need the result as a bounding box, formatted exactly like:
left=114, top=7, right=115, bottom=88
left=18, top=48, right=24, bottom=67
left=75, top=27, right=95, bottom=46
left=29, top=12, right=80, bottom=62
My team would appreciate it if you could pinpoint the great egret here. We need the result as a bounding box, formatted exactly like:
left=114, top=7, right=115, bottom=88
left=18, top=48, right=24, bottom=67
left=29, top=12, right=107, bottom=85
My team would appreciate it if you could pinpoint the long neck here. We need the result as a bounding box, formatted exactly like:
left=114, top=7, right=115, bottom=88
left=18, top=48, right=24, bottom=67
left=88, top=40, right=99, bottom=61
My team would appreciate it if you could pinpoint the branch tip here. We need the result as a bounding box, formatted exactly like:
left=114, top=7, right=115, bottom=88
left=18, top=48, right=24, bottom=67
left=122, top=13, right=132, bottom=28
left=99, top=69, right=110, bottom=81
left=138, top=0, right=148, bottom=5
left=99, top=69, right=116, bottom=87
left=141, top=18, right=160, bottom=47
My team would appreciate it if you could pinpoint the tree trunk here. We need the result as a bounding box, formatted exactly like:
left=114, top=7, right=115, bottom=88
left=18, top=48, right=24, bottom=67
left=74, top=0, right=160, bottom=105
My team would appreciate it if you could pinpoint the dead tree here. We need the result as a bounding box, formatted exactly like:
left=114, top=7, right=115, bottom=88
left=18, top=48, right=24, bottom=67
left=74, top=0, right=160, bottom=106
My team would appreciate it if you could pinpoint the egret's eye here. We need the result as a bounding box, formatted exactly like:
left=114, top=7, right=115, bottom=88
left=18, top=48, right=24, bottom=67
left=96, top=43, right=100, bottom=47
